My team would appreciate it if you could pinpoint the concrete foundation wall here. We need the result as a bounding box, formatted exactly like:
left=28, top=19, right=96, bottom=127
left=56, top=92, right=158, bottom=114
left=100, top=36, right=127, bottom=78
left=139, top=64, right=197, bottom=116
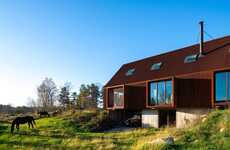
left=142, top=109, right=159, bottom=128
left=176, top=108, right=210, bottom=128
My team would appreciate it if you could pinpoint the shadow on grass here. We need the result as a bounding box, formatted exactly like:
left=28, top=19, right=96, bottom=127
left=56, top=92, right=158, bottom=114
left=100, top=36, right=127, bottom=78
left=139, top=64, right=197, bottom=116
left=0, top=124, right=8, bottom=132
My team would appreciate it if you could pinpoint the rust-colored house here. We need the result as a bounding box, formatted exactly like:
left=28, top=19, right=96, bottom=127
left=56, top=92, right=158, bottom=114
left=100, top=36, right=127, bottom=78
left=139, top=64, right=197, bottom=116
left=103, top=22, right=230, bottom=128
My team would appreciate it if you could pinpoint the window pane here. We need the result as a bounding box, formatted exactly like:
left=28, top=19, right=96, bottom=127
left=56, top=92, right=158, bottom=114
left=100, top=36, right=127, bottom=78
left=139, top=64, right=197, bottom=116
left=184, top=54, right=198, bottom=63
left=151, top=62, right=162, bottom=71
left=165, top=80, right=172, bottom=104
left=228, top=72, right=230, bottom=100
left=150, top=82, right=157, bottom=105
left=113, top=88, right=124, bottom=107
left=126, top=68, right=135, bottom=76
left=215, top=72, right=227, bottom=101
left=157, top=81, right=165, bottom=104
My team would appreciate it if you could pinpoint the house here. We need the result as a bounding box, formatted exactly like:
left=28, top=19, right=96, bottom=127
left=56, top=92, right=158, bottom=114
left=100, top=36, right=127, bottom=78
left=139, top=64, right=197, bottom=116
left=103, top=22, right=230, bottom=128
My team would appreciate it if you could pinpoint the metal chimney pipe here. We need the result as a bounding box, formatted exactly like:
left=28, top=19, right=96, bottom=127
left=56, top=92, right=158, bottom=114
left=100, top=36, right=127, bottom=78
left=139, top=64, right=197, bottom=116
left=199, top=21, right=204, bottom=56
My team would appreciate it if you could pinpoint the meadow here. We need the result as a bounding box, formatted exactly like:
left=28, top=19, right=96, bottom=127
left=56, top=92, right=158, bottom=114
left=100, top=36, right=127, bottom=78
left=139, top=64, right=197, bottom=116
left=0, top=109, right=230, bottom=150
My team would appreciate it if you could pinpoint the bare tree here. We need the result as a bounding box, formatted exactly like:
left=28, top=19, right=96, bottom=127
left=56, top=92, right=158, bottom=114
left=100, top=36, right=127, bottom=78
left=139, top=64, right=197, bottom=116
left=27, top=97, right=36, bottom=107
left=37, top=78, right=58, bottom=110
left=26, top=97, right=37, bottom=112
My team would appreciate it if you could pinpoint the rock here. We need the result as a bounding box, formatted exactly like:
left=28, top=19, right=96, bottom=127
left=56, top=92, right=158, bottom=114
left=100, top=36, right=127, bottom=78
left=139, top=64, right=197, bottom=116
left=164, top=136, right=174, bottom=145
left=220, top=128, right=225, bottom=132
left=202, top=117, right=207, bottom=122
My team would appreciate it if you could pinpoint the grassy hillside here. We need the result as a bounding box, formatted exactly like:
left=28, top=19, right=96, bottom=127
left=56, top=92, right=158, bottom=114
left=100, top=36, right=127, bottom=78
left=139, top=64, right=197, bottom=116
left=133, top=109, right=230, bottom=150
left=0, top=110, right=157, bottom=150
left=0, top=109, right=230, bottom=150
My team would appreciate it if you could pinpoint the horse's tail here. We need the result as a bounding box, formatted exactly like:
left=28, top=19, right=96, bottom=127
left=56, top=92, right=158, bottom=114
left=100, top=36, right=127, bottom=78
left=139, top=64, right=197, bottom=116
left=11, top=121, right=15, bottom=134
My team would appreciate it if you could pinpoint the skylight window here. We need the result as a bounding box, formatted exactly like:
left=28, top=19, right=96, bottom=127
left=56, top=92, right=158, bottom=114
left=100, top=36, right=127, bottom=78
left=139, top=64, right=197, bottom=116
left=125, top=68, right=135, bottom=76
left=151, top=62, right=162, bottom=71
left=184, top=54, right=198, bottom=63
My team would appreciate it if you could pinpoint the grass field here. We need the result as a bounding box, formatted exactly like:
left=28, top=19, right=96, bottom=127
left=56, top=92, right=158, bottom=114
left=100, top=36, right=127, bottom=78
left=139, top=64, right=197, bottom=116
left=0, top=111, right=159, bottom=150
left=0, top=109, right=230, bottom=150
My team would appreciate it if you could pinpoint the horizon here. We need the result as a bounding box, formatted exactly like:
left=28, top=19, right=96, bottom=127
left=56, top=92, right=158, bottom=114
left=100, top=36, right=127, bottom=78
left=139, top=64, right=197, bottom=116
left=0, top=0, right=230, bottom=106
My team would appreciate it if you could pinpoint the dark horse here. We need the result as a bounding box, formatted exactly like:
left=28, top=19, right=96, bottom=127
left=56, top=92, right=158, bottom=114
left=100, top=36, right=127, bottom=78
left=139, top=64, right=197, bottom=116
left=11, top=116, right=36, bottom=133
left=38, top=111, right=50, bottom=117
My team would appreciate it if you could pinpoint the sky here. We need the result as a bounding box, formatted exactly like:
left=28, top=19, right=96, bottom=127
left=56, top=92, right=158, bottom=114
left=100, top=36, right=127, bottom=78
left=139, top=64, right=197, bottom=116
left=0, top=0, right=229, bottom=106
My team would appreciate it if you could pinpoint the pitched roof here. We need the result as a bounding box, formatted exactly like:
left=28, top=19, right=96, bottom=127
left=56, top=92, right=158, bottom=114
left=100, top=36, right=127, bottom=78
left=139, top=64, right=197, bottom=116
left=105, top=35, right=230, bottom=87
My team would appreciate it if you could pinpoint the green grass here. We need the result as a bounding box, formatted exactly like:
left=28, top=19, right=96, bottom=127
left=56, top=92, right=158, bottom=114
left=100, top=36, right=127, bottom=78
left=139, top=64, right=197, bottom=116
left=174, top=109, right=230, bottom=150
left=0, top=109, right=230, bottom=150
left=133, top=109, right=230, bottom=150
left=0, top=111, right=157, bottom=150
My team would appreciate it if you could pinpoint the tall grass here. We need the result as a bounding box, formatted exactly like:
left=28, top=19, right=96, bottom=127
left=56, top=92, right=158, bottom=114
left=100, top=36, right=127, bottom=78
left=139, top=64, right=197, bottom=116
left=0, top=109, right=230, bottom=150
left=0, top=110, right=157, bottom=150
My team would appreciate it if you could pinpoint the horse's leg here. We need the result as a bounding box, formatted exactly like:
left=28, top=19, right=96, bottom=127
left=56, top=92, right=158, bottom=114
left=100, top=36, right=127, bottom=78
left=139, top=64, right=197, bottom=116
left=16, top=124, right=19, bottom=131
left=11, top=123, right=15, bottom=133
left=28, top=122, right=30, bottom=128
left=31, top=121, right=34, bottom=128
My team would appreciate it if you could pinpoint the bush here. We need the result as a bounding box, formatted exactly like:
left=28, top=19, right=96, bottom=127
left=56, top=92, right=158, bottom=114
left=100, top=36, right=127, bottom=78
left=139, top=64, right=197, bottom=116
left=65, top=109, right=115, bottom=132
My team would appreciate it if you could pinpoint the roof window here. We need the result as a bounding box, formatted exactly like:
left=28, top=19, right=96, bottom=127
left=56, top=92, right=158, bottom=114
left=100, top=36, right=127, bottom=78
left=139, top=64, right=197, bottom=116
left=184, top=54, right=198, bottom=63
left=125, top=68, right=135, bottom=76
left=151, top=62, right=162, bottom=71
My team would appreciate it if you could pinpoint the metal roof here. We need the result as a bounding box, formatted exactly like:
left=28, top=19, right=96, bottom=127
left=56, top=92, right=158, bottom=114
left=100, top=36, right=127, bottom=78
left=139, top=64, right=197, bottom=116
left=105, top=35, right=230, bottom=87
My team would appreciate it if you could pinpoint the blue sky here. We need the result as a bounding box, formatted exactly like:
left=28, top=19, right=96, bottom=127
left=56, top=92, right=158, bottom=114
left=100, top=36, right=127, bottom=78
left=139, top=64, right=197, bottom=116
left=0, top=0, right=229, bottom=106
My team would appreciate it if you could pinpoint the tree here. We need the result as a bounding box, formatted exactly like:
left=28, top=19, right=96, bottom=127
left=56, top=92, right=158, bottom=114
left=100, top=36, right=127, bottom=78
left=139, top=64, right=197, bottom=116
left=98, top=88, right=104, bottom=108
left=37, top=78, right=58, bottom=110
left=71, top=92, right=77, bottom=106
left=77, top=83, right=101, bottom=109
left=88, top=83, right=100, bottom=108
left=77, top=84, right=88, bottom=109
left=58, top=82, right=72, bottom=108
left=27, top=97, right=37, bottom=112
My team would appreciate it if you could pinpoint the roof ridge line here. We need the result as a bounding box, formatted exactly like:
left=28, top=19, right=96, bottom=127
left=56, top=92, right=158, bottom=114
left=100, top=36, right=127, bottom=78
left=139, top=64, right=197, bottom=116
left=123, top=35, right=230, bottom=66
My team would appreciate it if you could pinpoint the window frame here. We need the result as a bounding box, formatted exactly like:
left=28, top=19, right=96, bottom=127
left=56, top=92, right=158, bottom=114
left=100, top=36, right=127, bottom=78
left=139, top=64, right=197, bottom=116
left=113, top=87, right=124, bottom=107
left=214, top=71, right=230, bottom=103
left=107, top=86, right=125, bottom=109
left=148, top=79, right=173, bottom=106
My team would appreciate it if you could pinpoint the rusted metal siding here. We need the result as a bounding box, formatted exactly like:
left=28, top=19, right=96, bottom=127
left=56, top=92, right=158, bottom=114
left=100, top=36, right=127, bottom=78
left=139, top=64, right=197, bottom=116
left=103, top=89, right=106, bottom=109
left=124, top=85, right=146, bottom=110
left=175, top=71, right=212, bottom=108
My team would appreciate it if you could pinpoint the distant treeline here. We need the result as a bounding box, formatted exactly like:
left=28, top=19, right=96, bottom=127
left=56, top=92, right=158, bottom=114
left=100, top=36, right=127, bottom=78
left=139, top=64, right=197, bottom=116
left=32, top=77, right=103, bottom=111
left=0, top=104, right=34, bottom=114
left=0, top=77, right=104, bottom=114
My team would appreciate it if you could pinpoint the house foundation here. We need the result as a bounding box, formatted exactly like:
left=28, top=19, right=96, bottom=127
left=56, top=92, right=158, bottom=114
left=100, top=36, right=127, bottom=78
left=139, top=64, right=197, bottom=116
left=142, top=109, right=176, bottom=128
left=176, top=108, right=210, bottom=128
left=142, top=109, right=159, bottom=128
left=142, top=108, right=209, bottom=128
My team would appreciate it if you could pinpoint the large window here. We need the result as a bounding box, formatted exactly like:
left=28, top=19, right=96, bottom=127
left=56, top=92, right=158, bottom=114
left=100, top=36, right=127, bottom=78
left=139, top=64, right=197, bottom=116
left=114, top=88, right=124, bottom=107
left=149, top=80, right=173, bottom=105
left=215, top=71, right=230, bottom=102
left=108, top=87, right=124, bottom=108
